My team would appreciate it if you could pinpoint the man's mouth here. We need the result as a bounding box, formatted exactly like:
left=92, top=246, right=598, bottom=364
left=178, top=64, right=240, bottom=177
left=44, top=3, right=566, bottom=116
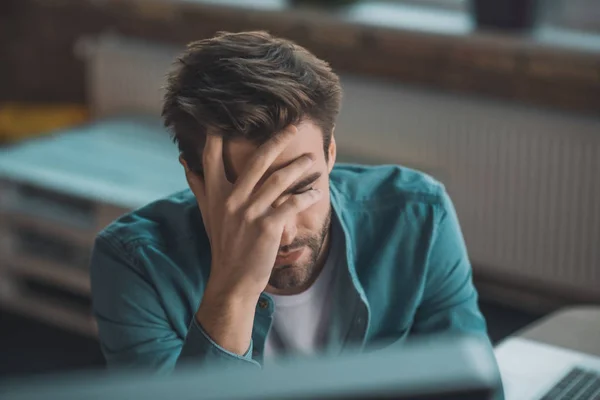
left=274, top=248, right=304, bottom=266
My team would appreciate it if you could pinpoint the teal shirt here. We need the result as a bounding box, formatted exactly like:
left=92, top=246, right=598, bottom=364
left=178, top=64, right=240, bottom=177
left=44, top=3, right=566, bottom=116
left=90, top=163, right=492, bottom=372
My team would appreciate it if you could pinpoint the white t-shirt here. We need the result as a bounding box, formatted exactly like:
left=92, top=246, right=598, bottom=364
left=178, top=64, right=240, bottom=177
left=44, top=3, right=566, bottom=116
left=263, top=233, right=340, bottom=362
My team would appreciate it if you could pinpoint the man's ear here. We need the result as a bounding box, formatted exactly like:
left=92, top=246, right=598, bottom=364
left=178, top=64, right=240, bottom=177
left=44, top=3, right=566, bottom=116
left=180, top=154, right=205, bottom=197
left=180, top=153, right=204, bottom=177
left=179, top=154, right=195, bottom=192
left=179, top=154, right=189, bottom=171
left=327, top=129, right=337, bottom=173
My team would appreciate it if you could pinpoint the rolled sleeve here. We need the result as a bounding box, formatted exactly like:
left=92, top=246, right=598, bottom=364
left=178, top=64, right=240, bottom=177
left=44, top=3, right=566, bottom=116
left=178, top=318, right=258, bottom=367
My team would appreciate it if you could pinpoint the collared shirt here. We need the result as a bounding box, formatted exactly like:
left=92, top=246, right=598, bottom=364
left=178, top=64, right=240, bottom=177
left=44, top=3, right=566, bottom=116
left=90, top=163, right=494, bottom=372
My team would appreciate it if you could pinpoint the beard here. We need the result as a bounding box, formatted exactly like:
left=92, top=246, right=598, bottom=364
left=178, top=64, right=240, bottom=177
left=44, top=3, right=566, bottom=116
left=268, top=209, right=332, bottom=291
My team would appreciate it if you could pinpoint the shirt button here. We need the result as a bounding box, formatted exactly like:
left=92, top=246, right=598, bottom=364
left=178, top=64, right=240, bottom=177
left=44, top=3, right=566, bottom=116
left=258, top=298, right=269, bottom=309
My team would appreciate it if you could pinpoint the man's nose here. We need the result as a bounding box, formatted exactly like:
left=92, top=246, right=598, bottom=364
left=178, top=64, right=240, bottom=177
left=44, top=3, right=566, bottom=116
left=280, top=221, right=298, bottom=248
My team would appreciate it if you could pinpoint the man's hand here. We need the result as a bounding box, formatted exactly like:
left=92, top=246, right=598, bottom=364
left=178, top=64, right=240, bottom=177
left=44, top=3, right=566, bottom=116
left=183, top=126, right=322, bottom=355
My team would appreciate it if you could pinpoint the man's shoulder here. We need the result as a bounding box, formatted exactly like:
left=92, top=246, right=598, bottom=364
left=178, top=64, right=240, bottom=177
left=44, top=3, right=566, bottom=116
left=90, top=189, right=206, bottom=340
left=91, top=189, right=208, bottom=309
left=330, top=163, right=446, bottom=210
left=97, top=189, right=201, bottom=251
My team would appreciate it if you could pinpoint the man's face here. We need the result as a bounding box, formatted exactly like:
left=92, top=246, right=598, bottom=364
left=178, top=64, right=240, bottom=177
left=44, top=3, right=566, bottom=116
left=224, top=120, right=336, bottom=294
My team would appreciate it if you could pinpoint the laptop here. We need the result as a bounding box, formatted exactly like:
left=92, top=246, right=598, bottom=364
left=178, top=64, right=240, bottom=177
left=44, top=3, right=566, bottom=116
left=0, top=334, right=502, bottom=400
left=496, top=337, right=600, bottom=400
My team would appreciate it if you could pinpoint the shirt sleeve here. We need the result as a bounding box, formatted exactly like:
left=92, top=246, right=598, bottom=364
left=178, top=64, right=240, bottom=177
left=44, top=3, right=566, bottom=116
left=90, top=235, right=259, bottom=373
left=411, top=192, right=505, bottom=400
left=410, top=191, right=488, bottom=337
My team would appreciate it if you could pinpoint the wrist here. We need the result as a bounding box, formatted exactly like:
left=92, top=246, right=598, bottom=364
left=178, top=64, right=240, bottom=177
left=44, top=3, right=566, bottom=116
left=201, top=280, right=260, bottom=313
left=204, top=267, right=264, bottom=304
left=195, top=279, right=259, bottom=356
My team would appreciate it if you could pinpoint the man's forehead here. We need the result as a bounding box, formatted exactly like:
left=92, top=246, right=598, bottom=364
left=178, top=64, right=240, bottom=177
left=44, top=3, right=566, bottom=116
left=223, top=124, right=323, bottom=181
left=223, top=140, right=314, bottom=183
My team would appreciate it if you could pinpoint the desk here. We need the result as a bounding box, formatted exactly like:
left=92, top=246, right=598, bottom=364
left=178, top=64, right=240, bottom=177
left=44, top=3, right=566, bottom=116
left=515, top=306, right=600, bottom=357
left=495, top=305, right=600, bottom=400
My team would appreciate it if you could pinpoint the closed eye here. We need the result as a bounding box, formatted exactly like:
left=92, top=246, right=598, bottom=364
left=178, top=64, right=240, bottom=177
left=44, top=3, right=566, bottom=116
left=291, top=185, right=314, bottom=195
left=283, top=172, right=322, bottom=196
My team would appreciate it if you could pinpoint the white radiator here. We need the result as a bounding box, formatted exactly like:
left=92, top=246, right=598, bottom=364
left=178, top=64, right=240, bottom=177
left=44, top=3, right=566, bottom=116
left=79, top=35, right=600, bottom=308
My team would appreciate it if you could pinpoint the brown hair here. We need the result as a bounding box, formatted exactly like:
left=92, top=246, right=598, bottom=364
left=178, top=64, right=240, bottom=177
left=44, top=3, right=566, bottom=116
left=162, top=31, right=342, bottom=173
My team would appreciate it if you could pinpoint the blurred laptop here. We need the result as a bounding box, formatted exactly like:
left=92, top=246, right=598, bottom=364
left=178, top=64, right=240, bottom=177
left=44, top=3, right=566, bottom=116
left=0, top=334, right=501, bottom=400
left=496, top=337, right=600, bottom=400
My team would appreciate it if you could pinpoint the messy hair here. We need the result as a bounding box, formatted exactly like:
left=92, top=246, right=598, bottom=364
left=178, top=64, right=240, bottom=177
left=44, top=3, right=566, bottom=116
left=162, top=31, right=342, bottom=173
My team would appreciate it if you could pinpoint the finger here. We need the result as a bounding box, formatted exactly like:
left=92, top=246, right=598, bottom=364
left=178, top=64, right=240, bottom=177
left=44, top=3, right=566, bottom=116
left=248, top=153, right=315, bottom=213
left=266, top=188, right=323, bottom=222
left=203, top=134, right=228, bottom=190
left=232, top=125, right=298, bottom=198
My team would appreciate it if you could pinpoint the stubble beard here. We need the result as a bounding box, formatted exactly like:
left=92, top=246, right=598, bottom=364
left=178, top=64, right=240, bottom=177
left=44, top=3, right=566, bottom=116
left=268, top=209, right=332, bottom=291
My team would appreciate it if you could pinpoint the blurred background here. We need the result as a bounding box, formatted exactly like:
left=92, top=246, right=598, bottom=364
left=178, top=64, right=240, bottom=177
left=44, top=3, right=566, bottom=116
left=0, top=0, right=599, bottom=379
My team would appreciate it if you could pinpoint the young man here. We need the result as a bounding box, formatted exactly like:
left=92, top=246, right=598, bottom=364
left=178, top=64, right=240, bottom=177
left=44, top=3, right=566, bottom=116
left=90, top=31, right=493, bottom=371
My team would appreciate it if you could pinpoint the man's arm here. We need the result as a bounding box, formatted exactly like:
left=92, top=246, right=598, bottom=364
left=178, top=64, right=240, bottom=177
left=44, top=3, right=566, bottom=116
left=410, top=191, right=504, bottom=400
left=91, top=126, right=320, bottom=371
left=411, top=191, right=488, bottom=336
left=90, top=235, right=258, bottom=372
left=183, top=129, right=320, bottom=356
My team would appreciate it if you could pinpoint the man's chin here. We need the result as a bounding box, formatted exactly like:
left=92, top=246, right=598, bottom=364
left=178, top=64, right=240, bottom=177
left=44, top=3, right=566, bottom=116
left=268, top=265, right=309, bottom=292
left=268, top=244, right=322, bottom=293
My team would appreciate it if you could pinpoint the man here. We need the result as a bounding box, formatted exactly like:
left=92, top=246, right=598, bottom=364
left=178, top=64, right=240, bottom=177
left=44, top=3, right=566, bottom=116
left=90, top=31, right=492, bottom=372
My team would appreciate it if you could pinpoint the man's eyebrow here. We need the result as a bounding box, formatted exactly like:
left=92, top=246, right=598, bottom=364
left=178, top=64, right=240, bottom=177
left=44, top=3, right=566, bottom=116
left=283, top=172, right=322, bottom=196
